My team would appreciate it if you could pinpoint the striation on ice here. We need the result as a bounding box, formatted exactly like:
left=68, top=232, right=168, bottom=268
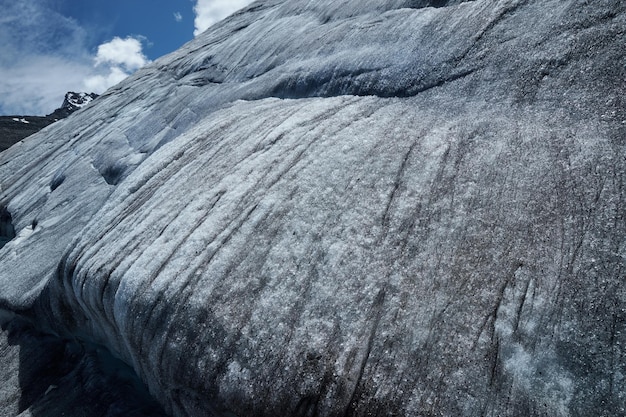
left=0, top=0, right=625, bottom=416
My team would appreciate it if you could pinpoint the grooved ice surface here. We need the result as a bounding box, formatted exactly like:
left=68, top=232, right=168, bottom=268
left=0, top=0, right=625, bottom=416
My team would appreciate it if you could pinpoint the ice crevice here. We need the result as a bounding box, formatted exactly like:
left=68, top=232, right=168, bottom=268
left=0, top=206, right=16, bottom=250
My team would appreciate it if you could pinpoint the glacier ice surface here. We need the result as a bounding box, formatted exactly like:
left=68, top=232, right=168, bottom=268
left=1, top=0, right=625, bottom=416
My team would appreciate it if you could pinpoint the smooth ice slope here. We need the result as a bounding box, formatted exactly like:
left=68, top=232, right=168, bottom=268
left=1, top=0, right=625, bottom=416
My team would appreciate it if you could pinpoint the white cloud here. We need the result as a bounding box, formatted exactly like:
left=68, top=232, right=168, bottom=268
left=84, top=36, right=151, bottom=95
left=174, top=12, right=183, bottom=23
left=0, top=56, right=94, bottom=116
left=193, top=0, right=256, bottom=36
left=0, top=0, right=95, bottom=115
left=83, top=67, right=129, bottom=94
left=0, top=0, right=151, bottom=116
left=94, top=36, right=149, bottom=72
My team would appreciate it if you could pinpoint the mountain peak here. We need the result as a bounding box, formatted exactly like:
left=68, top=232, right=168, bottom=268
left=0, top=92, right=100, bottom=152
left=62, top=92, right=98, bottom=112
left=47, top=91, right=98, bottom=119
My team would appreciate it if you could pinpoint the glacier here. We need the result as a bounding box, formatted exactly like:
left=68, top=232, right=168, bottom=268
left=1, top=0, right=625, bottom=416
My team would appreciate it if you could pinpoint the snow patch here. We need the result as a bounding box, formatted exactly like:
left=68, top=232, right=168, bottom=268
left=11, top=222, right=37, bottom=246
left=67, top=92, right=96, bottom=109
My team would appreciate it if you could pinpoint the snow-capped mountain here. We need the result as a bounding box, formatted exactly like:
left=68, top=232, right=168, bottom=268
left=0, top=1, right=624, bottom=416
left=65, top=91, right=98, bottom=109
left=0, top=92, right=98, bottom=152
left=47, top=91, right=99, bottom=119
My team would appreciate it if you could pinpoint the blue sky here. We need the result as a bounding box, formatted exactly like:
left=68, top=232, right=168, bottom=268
left=57, top=0, right=196, bottom=62
left=0, top=0, right=254, bottom=115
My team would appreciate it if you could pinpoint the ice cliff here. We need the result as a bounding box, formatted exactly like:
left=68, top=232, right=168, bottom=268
left=1, top=0, right=625, bottom=416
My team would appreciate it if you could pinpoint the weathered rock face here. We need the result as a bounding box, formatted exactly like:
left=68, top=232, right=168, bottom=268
left=1, top=0, right=625, bottom=416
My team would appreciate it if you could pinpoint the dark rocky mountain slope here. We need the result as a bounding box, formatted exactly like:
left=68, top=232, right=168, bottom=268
left=0, top=92, right=97, bottom=152
left=0, top=1, right=624, bottom=416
